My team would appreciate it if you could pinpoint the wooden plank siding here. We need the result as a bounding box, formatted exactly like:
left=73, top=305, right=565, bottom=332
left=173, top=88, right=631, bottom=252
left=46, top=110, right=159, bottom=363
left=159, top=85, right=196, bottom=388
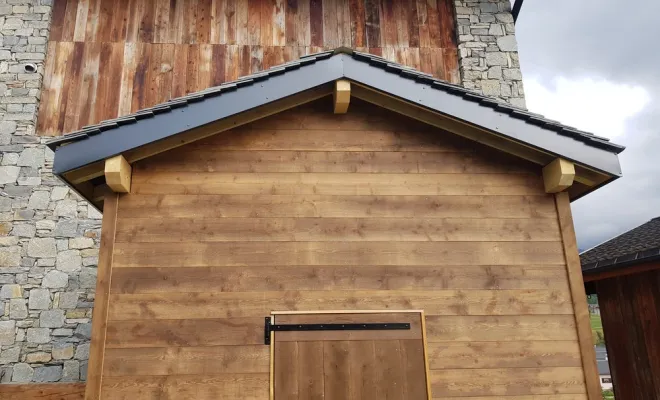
left=596, top=268, right=660, bottom=400
left=95, top=99, right=590, bottom=399
left=39, top=0, right=459, bottom=136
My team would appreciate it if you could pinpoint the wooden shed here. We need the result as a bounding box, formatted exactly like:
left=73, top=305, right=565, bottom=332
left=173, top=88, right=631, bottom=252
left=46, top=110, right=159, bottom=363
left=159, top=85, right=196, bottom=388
left=48, top=49, right=624, bottom=400
left=582, top=217, right=660, bottom=400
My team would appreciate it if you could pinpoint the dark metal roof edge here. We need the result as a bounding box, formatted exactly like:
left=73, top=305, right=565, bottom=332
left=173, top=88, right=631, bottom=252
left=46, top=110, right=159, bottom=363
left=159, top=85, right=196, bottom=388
left=49, top=49, right=624, bottom=178
left=582, top=251, right=660, bottom=276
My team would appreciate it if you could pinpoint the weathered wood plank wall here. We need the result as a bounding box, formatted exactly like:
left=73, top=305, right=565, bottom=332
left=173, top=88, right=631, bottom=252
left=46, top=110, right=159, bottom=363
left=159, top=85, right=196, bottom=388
left=99, top=98, right=588, bottom=399
left=39, top=0, right=458, bottom=136
left=596, top=267, right=660, bottom=400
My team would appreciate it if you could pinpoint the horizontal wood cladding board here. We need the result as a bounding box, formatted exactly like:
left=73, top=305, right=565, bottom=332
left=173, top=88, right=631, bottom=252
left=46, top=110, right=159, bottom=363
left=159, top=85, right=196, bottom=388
left=429, top=367, right=586, bottom=396
left=0, top=383, right=85, bottom=400
left=114, top=217, right=561, bottom=243
left=106, top=289, right=573, bottom=320
left=112, top=241, right=566, bottom=267
left=41, top=0, right=458, bottom=136
left=130, top=172, right=545, bottom=196
left=424, top=315, right=578, bottom=342
left=134, top=150, right=534, bottom=174
left=427, top=341, right=582, bottom=369
left=104, top=315, right=579, bottom=349
left=106, top=318, right=264, bottom=347
left=103, top=346, right=269, bottom=376
left=109, top=265, right=569, bottom=294
left=100, top=374, right=269, bottom=400
left=435, top=396, right=587, bottom=400
left=117, top=194, right=559, bottom=219
left=152, top=129, right=476, bottom=153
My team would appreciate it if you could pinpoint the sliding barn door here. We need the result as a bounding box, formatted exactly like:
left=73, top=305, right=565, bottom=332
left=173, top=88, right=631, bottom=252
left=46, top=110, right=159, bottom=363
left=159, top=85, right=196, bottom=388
left=272, top=312, right=430, bottom=399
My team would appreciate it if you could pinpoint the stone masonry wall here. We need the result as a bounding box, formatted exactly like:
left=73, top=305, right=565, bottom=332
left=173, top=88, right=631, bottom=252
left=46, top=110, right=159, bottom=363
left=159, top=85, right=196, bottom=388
left=0, top=0, right=100, bottom=383
left=454, top=0, right=526, bottom=108
left=0, top=0, right=527, bottom=385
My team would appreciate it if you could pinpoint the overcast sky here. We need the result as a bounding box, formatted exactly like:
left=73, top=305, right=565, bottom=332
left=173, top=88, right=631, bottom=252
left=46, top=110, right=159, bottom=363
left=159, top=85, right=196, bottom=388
left=515, top=0, right=659, bottom=250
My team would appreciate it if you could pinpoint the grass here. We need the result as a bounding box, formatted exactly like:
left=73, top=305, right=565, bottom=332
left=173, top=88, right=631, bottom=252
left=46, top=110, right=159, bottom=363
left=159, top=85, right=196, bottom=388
left=603, top=389, right=615, bottom=399
left=591, top=313, right=604, bottom=345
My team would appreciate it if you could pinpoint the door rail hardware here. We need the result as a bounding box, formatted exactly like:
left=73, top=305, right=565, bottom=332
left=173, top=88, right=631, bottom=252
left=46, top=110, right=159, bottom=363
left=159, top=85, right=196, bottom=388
left=264, top=317, right=410, bottom=344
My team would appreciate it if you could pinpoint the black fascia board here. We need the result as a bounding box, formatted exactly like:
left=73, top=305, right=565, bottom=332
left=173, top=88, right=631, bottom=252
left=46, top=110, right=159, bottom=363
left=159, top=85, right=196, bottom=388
left=52, top=55, right=345, bottom=175
left=341, top=55, right=623, bottom=177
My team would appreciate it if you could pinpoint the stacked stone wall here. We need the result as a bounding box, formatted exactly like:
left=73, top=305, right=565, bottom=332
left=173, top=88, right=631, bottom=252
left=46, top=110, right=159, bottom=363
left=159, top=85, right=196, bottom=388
left=454, top=0, right=526, bottom=108
left=0, top=0, right=100, bottom=383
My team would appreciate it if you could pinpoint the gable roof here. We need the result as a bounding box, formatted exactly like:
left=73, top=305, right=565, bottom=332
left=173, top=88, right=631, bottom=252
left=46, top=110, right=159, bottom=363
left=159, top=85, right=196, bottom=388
left=581, top=217, right=660, bottom=275
left=48, top=48, right=624, bottom=206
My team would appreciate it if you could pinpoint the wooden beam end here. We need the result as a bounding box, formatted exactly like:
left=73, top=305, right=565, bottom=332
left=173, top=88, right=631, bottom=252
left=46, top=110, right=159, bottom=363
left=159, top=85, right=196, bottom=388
left=333, top=80, right=351, bottom=114
left=543, top=158, right=575, bottom=193
left=104, top=155, right=132, bottom=193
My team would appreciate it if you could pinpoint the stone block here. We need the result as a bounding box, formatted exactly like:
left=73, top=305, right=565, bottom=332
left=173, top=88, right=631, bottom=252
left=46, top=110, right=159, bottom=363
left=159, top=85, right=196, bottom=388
left=503, top=67, right=522, bottom=80
left=481, top=79, right=502, bottom=96
left=69, top=237, right=94, bottom=249
left=74, top=323, right=91, bottom=340
left=17, top=147, right=44, bottom=168
left=54, top=220, right=77, bottom=238
left=485, top=52, right=508, bottom=66
left=0, top=347, right=20, bottom=364
left=74, top=343, right=89, bottom=360
left=12, top=223, right=35, bottom=237
left=0, top=246, right=21, bottom=267
left=25, top=351, right=51, bottom=363
left=26, top=327, right=49, bottom=344
left=0, top=284, right=22, bottom=298
left=28, top=288, right=50, bottom=309
left=56, top=250, right=81, bottom=272
left=0, top=121, right=17, bottom=135
left=54, top=199, right=77, bottom=218
left=50, top=186, right=68, bottom=201
left=9, top=298, right=27, bottom=319
left=53, top=343, right=74, bottom=360
left=79, top=267, right=97, bottom=288
left=11, top=363, right=33, bottom=383
left=42, top=270, right=68, bottom=288
left=40, top=309, right=65, bottom=328
left=28, top=190, right=50, bottom=209
left=0, top=166, right=20, bottom=184
left=497, top=35, right=517, bottom=51
left=27, top=237, right=57, bottom=258
left=0, top=320, right=15, bottom=345
left=62, top=360, right=79, bottom=381
left=52, top=328, right=73, bottom=336
left=58, top=292, right=77, bottom=309
left=33, top=365, right=62, bottom=382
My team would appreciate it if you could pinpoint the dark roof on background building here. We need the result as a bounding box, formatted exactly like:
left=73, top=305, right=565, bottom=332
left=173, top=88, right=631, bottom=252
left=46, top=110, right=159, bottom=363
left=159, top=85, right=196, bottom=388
left=581, top=217, right=660, bottom=274
left=47, top=48, right=624, bottom=180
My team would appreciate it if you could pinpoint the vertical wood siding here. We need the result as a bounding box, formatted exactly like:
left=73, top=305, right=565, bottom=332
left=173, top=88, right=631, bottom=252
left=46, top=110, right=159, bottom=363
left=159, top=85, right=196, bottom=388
left=596, top=268, right=660, bottom=400
left=39, top=0, right=459, bottom=136
left=99, top=99, right=588, bottom=399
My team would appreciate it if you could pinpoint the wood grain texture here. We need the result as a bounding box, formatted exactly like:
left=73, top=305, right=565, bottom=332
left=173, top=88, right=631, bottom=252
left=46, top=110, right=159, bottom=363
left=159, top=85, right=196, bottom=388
left=84, top=193, right=119, bottom=400
left=40, top=0, right=459, bottom=135
left=0, top=384, right=85, bottom=400
left=554, top=193, right=601, bottom=400
left=430, top=367, right=586, bottom=397
left=109, top=265, right=569, bottom=294
left=97, top=100, right=586, bottom=398
left=106, top=289, right=573, bottom=320
left=596, top=268, right=660, bottom=400
left=100, top=374, right=268, bottom=400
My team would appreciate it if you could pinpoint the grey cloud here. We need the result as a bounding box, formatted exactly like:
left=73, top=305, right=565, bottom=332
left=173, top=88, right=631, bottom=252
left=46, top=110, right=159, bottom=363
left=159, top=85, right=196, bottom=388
left=515, top=0, right=660, bottom=249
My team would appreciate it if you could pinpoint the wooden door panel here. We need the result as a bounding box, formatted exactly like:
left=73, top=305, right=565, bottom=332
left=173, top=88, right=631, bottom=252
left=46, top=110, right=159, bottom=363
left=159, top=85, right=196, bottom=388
left=273, top=312, right=429, bottom=399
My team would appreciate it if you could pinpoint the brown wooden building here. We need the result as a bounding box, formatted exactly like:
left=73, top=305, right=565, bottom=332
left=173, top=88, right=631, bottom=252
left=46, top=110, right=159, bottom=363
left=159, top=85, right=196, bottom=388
left=582, top=217, right=660, bottom=400
left=45, top=48, right=624, bottom=399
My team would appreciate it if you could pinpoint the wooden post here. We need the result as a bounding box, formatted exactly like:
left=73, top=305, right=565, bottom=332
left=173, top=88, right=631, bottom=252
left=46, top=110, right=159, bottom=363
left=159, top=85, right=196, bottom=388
left=555, top=192, right=602, bottom=399
left=85, top=194, right=119, bottom=400
left=333, top=80, right=351, bottom=114
left=104, top=155, right=132, bottom=193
